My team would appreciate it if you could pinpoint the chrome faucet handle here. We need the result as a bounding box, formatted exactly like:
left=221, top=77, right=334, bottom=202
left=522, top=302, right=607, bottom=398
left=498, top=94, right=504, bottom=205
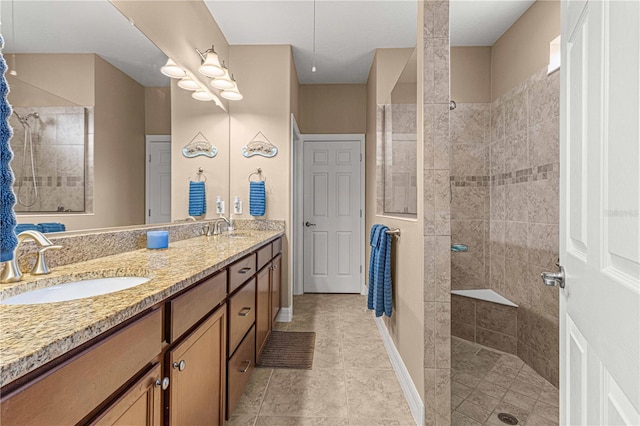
left=32, top=245, right=62, bottom=275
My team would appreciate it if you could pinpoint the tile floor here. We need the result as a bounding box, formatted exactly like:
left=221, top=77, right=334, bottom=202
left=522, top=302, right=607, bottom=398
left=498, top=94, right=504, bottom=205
left=226, top=294, right=415, bottom=426
left=451, top=337, right=559, bottom=426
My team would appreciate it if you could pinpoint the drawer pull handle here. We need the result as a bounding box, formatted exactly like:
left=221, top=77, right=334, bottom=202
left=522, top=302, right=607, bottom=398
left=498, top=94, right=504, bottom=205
left=238, top=267, right=252, bottom=274
left=239, top=360, right=251, bottom=373
left=239, top=307, right=252, bottom=316
left=155, top=377, right=170, bottom=390
left=172, top=360, right=186, bottom=371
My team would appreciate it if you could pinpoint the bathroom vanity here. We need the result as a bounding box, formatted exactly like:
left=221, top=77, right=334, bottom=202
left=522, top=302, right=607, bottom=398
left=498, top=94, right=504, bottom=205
left=0, top=230, right=283, bottom=425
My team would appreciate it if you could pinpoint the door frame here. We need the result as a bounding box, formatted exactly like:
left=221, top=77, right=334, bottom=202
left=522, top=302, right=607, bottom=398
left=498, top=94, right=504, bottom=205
left=292, top=132, right=366, bottom=295
left=145, top=135, right=171, bottom=224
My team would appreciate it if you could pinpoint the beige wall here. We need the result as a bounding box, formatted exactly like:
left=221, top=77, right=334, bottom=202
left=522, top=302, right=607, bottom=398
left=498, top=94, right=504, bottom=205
left=170, top=80, right=229, bottom=221
left=451, top=47, right=492, bottom=103
left=290, top=52, right=300, bottom=123
left=93, top=56, right=146, bottom=228
left=7, top=54, right=95, bottom=106
left=491, top=0, right=560, bottom=100
left=298, top=84, right=366, bottom=134
left=145, top=87, right=171, bottom=135
left=11, top=54, right=146, bottom=231
left=229, top=45, right=294, bottom=309
left=365, top=47, right=424, bottom=399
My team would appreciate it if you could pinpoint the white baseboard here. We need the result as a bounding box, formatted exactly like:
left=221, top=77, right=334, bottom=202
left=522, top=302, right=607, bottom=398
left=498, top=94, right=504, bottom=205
left=276, top=306, right=292, bottom=322
left=375, top=317, right=424, bottom=426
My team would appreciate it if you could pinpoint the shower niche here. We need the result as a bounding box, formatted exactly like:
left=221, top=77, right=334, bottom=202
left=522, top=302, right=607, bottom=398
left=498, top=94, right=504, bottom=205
left=10, top=106, right=91, bottom=213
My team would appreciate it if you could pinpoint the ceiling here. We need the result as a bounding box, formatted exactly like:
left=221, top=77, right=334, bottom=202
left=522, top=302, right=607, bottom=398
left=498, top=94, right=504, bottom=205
left=0, top=0, right=536, bottom=87
left=0, top=0, right=169, bottom=87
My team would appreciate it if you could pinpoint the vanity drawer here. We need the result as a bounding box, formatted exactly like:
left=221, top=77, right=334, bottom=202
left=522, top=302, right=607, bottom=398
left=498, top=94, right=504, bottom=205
left=257, top=243, right=272, bottom=271
left=0, top=309, right=162, bottom=426
left=227, top=325, right=255, bottom=419
left=228, top=278, right=256, bottom=355
left=229, top=253, right=256, bottom=293
left=167, top=270, right=227, bottom=343
left=272, top=237, right=282, bottom=255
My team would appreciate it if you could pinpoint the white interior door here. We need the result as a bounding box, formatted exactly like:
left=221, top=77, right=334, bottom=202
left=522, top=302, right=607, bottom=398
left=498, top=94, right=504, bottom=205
left=146, top=136, right=171, bottom=224
left=303, top=136, right=363, bottom=293
left=559, top=1, right=640, bottom=424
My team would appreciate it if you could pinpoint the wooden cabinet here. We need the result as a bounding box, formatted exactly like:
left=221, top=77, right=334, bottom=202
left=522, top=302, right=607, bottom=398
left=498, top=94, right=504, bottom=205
left=229, top=253, right=256, bottom=293
left=167, top=307, right=226, bottom=426
left=91, top=364, right=162, bottom=426
left=271, top=253, right=282, bottom=326
left=227, top=326, right=255, bottom=417
left=256, top=264, right=271, bottom=361
left=228, top=278, right=256, bottom=354
left=0, top=309, right=162, bottom=426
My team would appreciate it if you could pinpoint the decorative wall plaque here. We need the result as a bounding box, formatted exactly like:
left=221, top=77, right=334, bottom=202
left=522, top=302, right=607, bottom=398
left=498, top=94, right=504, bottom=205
left=241, top=131, right=278, bottom=158
left=182, top=132, right=217, bottom=158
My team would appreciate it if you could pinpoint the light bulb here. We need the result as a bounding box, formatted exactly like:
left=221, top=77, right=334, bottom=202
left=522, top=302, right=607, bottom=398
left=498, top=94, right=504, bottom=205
left=220, top=87, right=243, bottom=101
left=192, top=90, right=213, bottom=101
left=210, top=67, right=235, bottom=90
left=312, top=66, right=317, bottom=73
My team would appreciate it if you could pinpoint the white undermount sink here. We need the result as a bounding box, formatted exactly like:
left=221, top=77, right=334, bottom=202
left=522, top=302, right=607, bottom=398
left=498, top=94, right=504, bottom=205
left=1, top=277, right=151, bottom=305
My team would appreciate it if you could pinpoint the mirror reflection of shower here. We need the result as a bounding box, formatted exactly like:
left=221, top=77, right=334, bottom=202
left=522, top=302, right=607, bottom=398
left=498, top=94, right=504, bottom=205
left=12, top=110, right=40, bottom=207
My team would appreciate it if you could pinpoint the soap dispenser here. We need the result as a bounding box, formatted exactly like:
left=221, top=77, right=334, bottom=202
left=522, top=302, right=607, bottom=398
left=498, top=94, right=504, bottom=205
left=216, top=196, right=225, bottom=214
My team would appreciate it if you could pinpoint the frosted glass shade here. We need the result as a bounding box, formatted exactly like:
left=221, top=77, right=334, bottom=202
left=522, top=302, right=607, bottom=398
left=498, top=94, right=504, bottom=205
left=160, top=58, right=186, bottom=78
left=177, top=76, right=200, bottom=91
left=198, top=51, right=224, bottom=78
left=210, top=68, right=235, bottom=90
left=220, top=88, right=243, bottom=101
left=192, top=90, right=213, bottom=101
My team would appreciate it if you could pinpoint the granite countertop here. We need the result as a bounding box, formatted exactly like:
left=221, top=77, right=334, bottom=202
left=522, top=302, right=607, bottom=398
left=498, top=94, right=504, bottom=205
left=0, top=229, right=283, bottom=387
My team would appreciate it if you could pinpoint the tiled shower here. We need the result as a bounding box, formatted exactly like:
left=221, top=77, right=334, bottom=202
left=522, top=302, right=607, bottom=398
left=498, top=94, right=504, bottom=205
left=9, top=106, right=89, bottom=213
left=450, top=67, right=560, bottom=386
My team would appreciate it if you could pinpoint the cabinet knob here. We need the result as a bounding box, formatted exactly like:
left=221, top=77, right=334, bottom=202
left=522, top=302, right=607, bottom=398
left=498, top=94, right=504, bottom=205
left=155, top=377, right=170, bottom=390
left=239, top=360, right=251, bottom=373
left=173, top=360, right=186, bottom=371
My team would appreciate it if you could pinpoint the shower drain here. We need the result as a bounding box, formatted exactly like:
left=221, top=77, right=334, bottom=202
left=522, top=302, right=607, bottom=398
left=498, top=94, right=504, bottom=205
left=497, top=413, right=519, bottom=425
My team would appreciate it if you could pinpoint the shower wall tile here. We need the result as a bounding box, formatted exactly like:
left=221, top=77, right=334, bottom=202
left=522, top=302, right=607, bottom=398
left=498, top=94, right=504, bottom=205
left=517, top=307, right=559, bottom=360
left=490, top=139, right=505, bottom=176
left=451, top=186, right=487, bottom=220
left=435, top=302, right=451, bottom=368
left=529, top=69, right=560, bottom=126
left=424, top=302, right=436, bottom=368
left=452, top=322, right=475, bottom=341
left=476, top=300, right=517, bottom=336
left=490, top=185, right=505, bottom=220
left=491, top=101, right=504, bottom=141
left=435, top=236, right=451, bottom=301
left=433, top=170, right=451, bottom=236
left=528, top=168, right=559, bottom=224
left=528, top=118, right=559, bottom=168
left=451, top=144, right=486, bottom=176
left=504, top=131, right=528, bottom=172
left=476, top=328, right=517, bottom=355
left=450, top=104, right=490, bottom=145
left=504, top=88, right=528, bottom=137
left=505, top=183, right=529, bottom=222
left=423, top=104, right=435, bottom=170
left=527, top=223, right=559, bottom=269
left=435, top=369, right=451, bottom=424
left=451, top=220, right=486, bottom=289
left=490, top=255, right=505, bottom=292
left=504, top=221, right=528, bottom=262
left=424, top=170, right=436, bottom=235
left=433, top=104, right=450, bottom=170
left=489, top=220, right=505, bottom=258
left=424, top=235, right=436, bottom=302
left=424, top=369, right=436, bottom=426
left=423, top=37, right=449, bottom=104
left=451, top=295, right=475, bottom=325
left=517, top=342, right=559, bottom=387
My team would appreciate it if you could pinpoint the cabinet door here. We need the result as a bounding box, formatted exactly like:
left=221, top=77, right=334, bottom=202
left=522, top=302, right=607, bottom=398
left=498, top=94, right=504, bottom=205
left=91, top=364, right=162, bottom=426
left=167, top=307, right=226, bottom=426
left=256, top=264, right=271, bottom=360
left=271, top=254, right=282, bottom=326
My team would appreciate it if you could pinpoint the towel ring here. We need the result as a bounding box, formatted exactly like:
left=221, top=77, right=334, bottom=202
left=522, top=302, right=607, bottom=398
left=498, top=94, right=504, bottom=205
left=248, top=168, right=266, bottom=182
left=189, top=167, right=207, bottom=182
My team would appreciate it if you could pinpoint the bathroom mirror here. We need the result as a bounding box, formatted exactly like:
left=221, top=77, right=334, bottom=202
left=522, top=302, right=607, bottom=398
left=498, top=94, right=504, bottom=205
left=2, top=0, right=230, bottom=232
left=378, top=49, right=418, bottom=217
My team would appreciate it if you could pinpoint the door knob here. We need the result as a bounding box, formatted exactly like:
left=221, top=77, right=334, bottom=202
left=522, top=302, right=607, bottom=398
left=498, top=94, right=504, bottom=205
left=541, top=265, right=565, bottom=288
left=305, top=221, right=316, bottom=227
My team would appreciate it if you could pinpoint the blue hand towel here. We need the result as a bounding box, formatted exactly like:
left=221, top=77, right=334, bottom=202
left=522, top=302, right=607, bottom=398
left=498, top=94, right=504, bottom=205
left=188, top=181, right=206, bottom=216
left=38, top=223, right=66, bottom=233
left=16, top=224, right=39, bottom=234
left=367, top=224, right=393, bottom=317
left=0, top=36, right=18, bottom=262
left=249, top=181, right=266, bottom=216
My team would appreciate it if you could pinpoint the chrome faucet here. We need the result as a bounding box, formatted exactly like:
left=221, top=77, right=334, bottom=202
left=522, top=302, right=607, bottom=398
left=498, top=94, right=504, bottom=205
left=0, top=231, right=62, bottom=283
left=213, top=216, right=231, bottom=235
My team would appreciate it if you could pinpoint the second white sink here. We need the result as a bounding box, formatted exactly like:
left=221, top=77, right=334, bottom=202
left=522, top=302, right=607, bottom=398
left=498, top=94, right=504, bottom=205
left=1, top=277, right=151, bottom=305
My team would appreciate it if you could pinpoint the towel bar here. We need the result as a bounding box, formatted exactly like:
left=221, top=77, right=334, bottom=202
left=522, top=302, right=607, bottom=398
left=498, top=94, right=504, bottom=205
left=248, top=168, right=266, bottom=182
left=385, top=228, right=401, bottom=237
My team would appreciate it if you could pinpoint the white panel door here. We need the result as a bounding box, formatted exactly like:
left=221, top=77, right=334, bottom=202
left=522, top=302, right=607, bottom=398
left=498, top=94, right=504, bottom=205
left=303, top=139, right=362, bottom=293
left=147, top=139, right=171, bottom=224
left=559, top=1, right=640, bottom=424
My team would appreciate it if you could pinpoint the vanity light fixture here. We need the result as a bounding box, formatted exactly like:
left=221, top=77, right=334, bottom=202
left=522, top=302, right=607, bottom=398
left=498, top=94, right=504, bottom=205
left=160, top=58, right=186, bottom=78
left=192, top=90, right=214, bottom=101
left=196, top=46, right=224, bottom=78
left=177, top=76, right=200, bottom=91
left=210, top=64, right=235, bottom=90
left=221, top=87, right=243, bottom=101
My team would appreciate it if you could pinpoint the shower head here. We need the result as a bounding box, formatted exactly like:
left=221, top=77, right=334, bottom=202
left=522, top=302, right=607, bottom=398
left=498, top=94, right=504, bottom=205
left=13, top=111, right=39, bottom=125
